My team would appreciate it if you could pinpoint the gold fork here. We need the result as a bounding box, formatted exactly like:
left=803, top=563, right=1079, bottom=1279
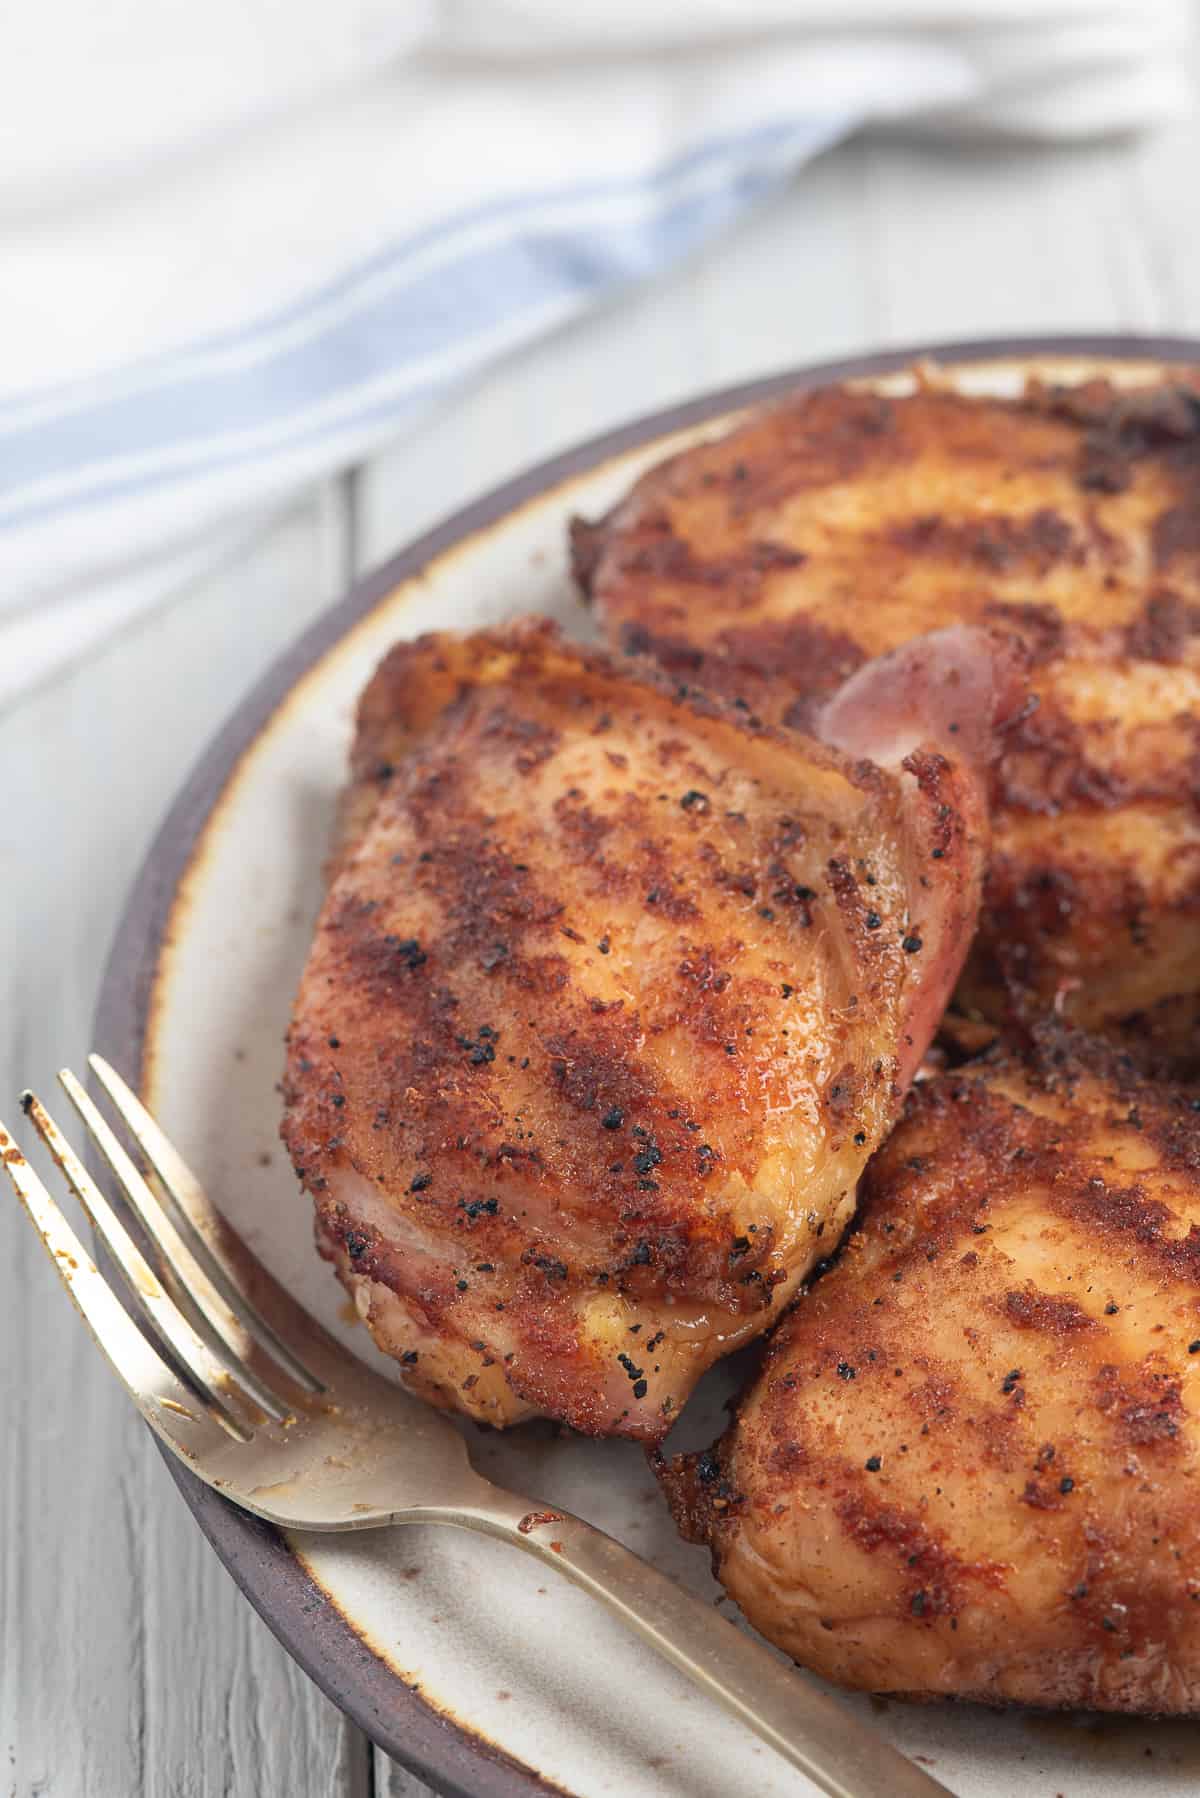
left=2, top=1055, right=950, bottom=1798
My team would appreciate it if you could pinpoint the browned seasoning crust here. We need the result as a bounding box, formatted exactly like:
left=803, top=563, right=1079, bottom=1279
left=658, top=1027, right=1200, bottom=1713
left=330, top=628, right=500, bottom=874
left=282, top=618, right=995, bottom=1440
left=577, top=374, right=1200, bottom=1057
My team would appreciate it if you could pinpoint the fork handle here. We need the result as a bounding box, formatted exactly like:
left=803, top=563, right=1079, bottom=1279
left=427, top=1487, right=952, bottom=1798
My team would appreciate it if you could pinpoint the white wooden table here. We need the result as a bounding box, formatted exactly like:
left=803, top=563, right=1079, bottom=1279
left=5, top=103, right=1200, bottom=1797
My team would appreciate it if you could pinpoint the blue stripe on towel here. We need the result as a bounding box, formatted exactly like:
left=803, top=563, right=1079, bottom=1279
left=0, top=112, right=849, bottom=527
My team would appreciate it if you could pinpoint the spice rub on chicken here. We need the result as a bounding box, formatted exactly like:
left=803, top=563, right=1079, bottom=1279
left=659, top=1028, right=1200, bottom=1712
left=575, top=373, right=1200, bottom=1061
left=282, top=618, right=1019, bottom=1439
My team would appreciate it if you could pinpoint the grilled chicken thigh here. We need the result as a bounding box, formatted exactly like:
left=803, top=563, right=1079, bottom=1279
left=282, top=619, right=1018, bottom=1438
left=660, top=1029, right=1200, bottom=1712
left=576, top=375, right=1200, bottom=1061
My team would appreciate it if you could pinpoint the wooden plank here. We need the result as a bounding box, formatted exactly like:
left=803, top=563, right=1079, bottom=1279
left=0, top=483, right=374, bottom=1798
left=376, top=1758, right=442, bottom=1797
left=1127, top=97, right=1200, bottom=335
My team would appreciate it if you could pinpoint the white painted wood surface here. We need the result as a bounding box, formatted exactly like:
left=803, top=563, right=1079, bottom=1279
left=4, top=92, right=1200, bottom=1797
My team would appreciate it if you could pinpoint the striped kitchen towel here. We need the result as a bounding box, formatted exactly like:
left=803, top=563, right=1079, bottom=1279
left=0, top=0, right=1193, bottom=701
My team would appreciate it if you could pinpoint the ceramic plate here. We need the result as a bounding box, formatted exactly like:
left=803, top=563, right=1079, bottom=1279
left=97, top=337, right=1200, bottom=1798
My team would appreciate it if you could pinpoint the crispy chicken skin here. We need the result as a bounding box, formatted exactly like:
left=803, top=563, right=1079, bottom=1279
left=659, top=1029, right=1200, bottom=1712
left=576, top=375, right=1200, bottom=1057
left=282, top=619, right=1017, bottom=1439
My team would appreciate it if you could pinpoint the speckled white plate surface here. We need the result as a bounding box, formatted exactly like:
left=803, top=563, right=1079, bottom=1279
left=98, top=338, right=1200, bottom=1798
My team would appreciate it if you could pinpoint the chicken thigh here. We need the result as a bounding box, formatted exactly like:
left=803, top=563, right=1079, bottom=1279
left=660, top=1028, right=1200, bottom=1711
left=576, top=374, right=1200, bottom=1064
left=282, top=619, right=1018, bottom=1438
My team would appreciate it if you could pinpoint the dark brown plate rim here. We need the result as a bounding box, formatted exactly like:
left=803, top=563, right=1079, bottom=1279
left=94, top=332, right=1200, bottom=1798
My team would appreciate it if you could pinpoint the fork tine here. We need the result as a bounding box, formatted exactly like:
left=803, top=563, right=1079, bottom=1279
left=58, top=1068, right=294, bottom=1424
left=21, top=1091, right=266, bottom=1435
left=1, top=1122, right=249, bottom=1441
left=88, top=1055, right=322, bottom=1395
